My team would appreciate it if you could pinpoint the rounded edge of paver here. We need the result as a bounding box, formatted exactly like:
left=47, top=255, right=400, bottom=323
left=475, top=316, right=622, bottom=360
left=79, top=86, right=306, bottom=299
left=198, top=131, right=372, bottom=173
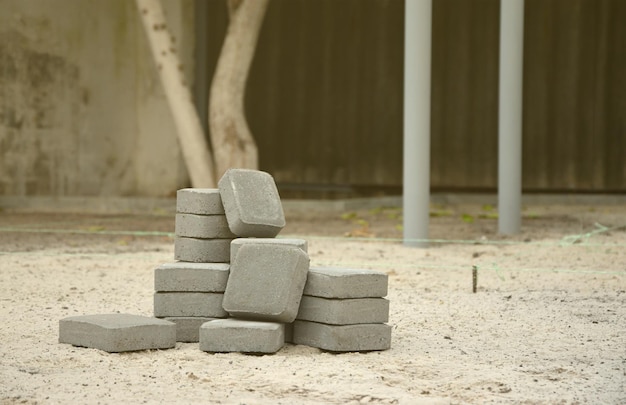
left=175, top=213, right=235, bottom=239
left=304, top=267, right=389, bottom=298
left=230, top=238, right=308, bottom=263
left=292, top=321, right=392, bottom=352
left=154, top=262, right=230, bottom=292
left=296, top=296, right=390, bottom=325
left=174, top=237, right=233, bottom=263
left=199, top=318, right=285, bottom=353
left=176, top=188, right=224, bottom=215
left=218, top=169, right=286, bottom=238
left=154, top=292, right=228, bottom=318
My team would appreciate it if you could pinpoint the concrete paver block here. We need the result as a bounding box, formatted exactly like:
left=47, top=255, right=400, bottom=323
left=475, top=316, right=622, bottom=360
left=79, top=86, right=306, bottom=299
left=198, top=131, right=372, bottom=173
left=164, top=317, right=217, bottom=342
left=154, top=262, right=230, bottom=292
left=230, top=238, right=307, bottom=263
left=223, top=244, right=309, bottom=323
left=176, top=188, right=224, bottom=215
left=296, top=296, right=389, bottom=325
left=59, top=314, right=176, bottom=353
left=175, top=213, right=235, bottom=239
left=199, top=319, right=284, bottom=353
left=304, top=267, right=388, bottom=299
left=292, top=321, right=391, bottom=352
left=154, top=292, right=227, bottom=318
left=218, top=169, right=286, bottom=237
left=174, top=237, right=232, bottom=263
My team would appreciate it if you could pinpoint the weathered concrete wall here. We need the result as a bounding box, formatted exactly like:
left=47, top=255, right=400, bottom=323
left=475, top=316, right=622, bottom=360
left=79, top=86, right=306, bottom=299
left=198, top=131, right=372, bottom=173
left=0, top=0, right=194, bottom=197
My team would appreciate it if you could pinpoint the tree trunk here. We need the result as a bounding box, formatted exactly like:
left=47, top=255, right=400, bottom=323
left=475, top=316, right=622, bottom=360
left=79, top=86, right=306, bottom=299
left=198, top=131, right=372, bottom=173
left=136, top=0, right=217, bottom=187
left=209, top=0, right=269, bottom=178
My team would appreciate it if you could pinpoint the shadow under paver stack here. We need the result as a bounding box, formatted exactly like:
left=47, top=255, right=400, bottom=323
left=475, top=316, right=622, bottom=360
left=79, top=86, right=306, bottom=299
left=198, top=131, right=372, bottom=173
left=58, top=168, right=391, bottom=354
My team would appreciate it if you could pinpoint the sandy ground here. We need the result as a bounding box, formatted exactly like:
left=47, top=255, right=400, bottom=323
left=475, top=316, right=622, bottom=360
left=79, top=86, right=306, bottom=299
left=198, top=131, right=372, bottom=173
left=0, top=201, right=625, bottom=404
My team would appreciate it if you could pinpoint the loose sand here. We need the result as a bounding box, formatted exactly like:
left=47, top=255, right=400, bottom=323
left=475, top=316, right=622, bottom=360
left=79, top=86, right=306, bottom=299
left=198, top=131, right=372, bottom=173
left=1, top=201, right=624, bottom=404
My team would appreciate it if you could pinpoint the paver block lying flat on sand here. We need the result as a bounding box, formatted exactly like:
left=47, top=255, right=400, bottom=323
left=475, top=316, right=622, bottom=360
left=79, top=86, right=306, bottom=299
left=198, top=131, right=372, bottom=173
left=175, top=213, right=235, bottom=239
left=292, top=321, right=391, bottom=352
left=223, top=244, right=309, bottom=323
left=218, top=169, right=285, bottom=237
left=154, top=262, right=230, bottom=292
left=296, top=296, right=389, bottom=325
left=154, top=292, right=227, bottom=318
left=230, top=238, right=308, bottom=263
left=164, top=317, right=217, bottom=342
left=176, top=188, right=224, bottom=215
left=199, top=319, right=284, bottom=353
left=59, top=314, right=176, bottom=353
left=303, top=267, right=388, bottom=299
left=174, top=237, right=232, bottom=263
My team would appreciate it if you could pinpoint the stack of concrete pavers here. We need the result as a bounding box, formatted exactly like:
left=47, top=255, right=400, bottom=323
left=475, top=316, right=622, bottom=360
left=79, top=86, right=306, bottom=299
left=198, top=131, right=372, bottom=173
left=153, top=188, right=234, bottom=342
left=292, top=267, right=391, bottom=352
left=199, top=169, right=309, bottom=353
left=58, top=168, right=392, bottom=354
left=153, top=261, right=229, bottom=342
left=174, top=188, right=236, bottom=263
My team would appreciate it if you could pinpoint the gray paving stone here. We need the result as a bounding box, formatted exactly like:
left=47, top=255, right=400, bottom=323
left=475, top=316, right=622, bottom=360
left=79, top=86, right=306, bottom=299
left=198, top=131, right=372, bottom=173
left=174, top=237, right=232, bottom=263
left=175, top=213, right=235, bottom=239
left=164, top=317, right=217, bottom=342
left=218, top=169, right=285, bottom=237
left=154, top=262, right=230, bottom=292
left=292, top=321, right=391, bottom=352
left=296, top=296, right=389, bottom=325
left=223, top=244, right=309, bottom=323
left=230, top=238, right=307, bottom=263
left=153, top=292, right=227, bottom=318
left=176, top=188, right=224, bottom=215
left=303, top=267, right=388, bottom=298
left=59, top=314, right=176, bottom=353
left=199, top=319, right=284, bottom=353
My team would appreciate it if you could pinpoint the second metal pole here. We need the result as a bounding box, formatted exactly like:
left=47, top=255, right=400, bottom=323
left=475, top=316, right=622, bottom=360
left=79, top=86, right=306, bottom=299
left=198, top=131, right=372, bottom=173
left=498, top=0, right=525, bottom=234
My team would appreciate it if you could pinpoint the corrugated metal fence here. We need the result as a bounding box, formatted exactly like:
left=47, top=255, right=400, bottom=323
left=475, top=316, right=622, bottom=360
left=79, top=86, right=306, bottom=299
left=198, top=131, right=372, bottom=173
left=200, top=0, right=625, bottom=197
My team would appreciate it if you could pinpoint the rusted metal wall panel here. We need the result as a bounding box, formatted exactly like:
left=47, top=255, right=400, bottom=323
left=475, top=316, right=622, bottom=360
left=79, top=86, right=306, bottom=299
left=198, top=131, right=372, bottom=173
left=202, top=0, right=625, bottom=196
left=431, top=0, right=500, bottom=190
left=523, top=0, right=626, bottom=192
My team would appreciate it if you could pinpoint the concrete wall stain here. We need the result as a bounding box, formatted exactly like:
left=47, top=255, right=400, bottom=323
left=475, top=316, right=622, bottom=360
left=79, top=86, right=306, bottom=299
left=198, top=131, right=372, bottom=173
left=0, top=1, right=195, bottom=198
left=0, top=30, right=81, bottom=195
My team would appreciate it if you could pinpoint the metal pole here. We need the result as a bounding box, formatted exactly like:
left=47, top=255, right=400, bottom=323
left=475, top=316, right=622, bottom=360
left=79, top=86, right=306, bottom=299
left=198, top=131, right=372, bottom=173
left=403, top=0, right=432, bottom=247
left=498, top=0, right=524, bottom=234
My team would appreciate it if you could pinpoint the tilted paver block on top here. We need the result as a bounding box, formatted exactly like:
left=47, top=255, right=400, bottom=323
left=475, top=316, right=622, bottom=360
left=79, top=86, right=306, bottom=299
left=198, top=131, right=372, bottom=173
left=218, top=169, right=286, bottom=237
left=154, top=292, right=228, bottom=318
left=164, top=317, right=217, bottom=342
left=174, top=237, right=232, bottom=263
left=303, top=267, right=388, bottom=299
left=292, top=320, right=391, bottom=352
left=154, top=262, right=230, bottom=292
left=222, top=244, right=310, bottom=323
left=176, top=188, right=224, bottom=215
left=59, top=314, right=176, bottom=353
left=175, top=213, right=235, bottom=239
left=296, top=296, right=389, bottom=325
left=230, top=238, right=308, bottom=263
left=199, top=319, right=285, bottom=353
